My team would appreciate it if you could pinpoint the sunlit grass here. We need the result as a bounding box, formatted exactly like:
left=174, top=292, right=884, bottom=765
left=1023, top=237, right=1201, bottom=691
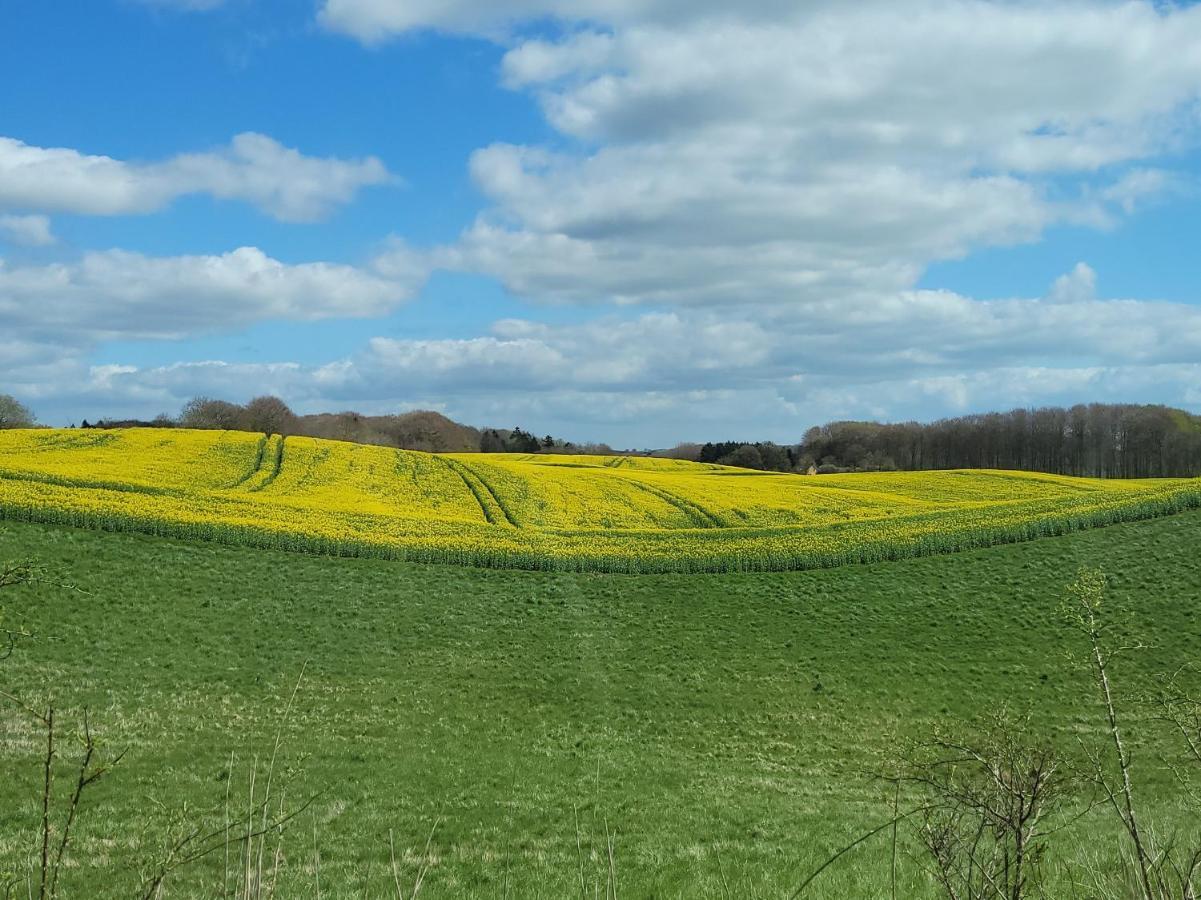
left=1, top=511, right=1200, bottom=895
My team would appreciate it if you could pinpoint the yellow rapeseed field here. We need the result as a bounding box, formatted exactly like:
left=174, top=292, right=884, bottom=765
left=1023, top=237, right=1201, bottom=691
left=1, top=427, right=1198, bottom=573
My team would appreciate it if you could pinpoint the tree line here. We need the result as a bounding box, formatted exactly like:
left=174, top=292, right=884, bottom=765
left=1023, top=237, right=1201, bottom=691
left=798, top=404, right=1201, bottom=478
left=653, top=403, right=1201, bottom=478
left=173, top=396, right=594, bottom=454
left=5, top=393, right=1201, bottom=478
left=696, top=441, right=799, bottom=472
left=0, top=392, right=601, bottom=455
left=478, top=426, right=600, bottom=454
left=69, top=395, right=591, bottom=456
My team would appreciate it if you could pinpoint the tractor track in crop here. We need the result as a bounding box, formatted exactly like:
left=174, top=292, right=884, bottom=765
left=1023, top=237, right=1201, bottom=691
left=227, top=433, right=271, bottom=488
left=247, top=435, right=286, bottom=493
left=440, top=457, right=519, bottom=527
left=627, top=479, right=726, bottom=528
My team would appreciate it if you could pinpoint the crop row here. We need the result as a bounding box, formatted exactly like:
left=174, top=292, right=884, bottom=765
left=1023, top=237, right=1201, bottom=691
left=1, top=464, right=1197, bottom=573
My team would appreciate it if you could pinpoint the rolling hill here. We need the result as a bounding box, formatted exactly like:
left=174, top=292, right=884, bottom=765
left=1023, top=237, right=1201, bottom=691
left=0, top=427, right=1198, bottom=572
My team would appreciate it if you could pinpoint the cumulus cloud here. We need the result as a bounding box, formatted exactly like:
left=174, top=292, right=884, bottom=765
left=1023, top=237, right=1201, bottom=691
left=362, top=1, right=1201, bottom=309
left=447, top=147, right=1050, bottom=304
left=500, top=4, right=1201, bottom=161
left=0, top=244, right=426, bottom=343
left=0, top=132, right=395, bottom=222
left=20, top=264, right=1201, bottom=441
left=0, top=214, right=54, bottom=247
left=1047, top=263, right=1098, bottom=305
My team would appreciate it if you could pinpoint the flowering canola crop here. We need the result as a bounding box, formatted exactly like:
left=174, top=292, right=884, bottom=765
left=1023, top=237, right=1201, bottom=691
left=1, top=428, right=1198, bottom=573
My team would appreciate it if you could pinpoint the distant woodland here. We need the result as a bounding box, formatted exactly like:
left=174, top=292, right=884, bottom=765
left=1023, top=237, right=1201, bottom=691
left=653, top=404, right=1201, bottom=478
left=791, top=404, right=1201, bottom=478
left=71, top=395, right=607, bottom=455
left=5, top=392, right=1200, bottom=478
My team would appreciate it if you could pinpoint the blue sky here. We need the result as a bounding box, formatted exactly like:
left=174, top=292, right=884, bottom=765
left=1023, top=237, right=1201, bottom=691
left=2, top=0, right=1200, bottom=446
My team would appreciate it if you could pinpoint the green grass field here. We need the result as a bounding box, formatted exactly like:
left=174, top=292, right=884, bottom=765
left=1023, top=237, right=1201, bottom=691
left=2, top=511, right=1200, bottom=897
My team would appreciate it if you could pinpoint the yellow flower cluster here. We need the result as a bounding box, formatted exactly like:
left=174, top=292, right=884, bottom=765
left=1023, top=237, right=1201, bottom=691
left=1, top=428, right=1197, bottom=573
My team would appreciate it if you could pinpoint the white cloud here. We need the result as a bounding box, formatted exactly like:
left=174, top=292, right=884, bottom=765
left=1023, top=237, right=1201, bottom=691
left=0, top=133, right=395, bottom=222
left=502, top=4, right=1201, bottom=164
left=1047, top=263, right=1098, bottom=305
left=0, top=214, right=54, bottom=247
left=448, top=146, right=1050, bottom=305
left=344, top=310, right=773, bottom=393
left=332, top=273, right=1201, bottom=436
left=1097, top=167, right=1180, bottom=215
left=19, top=263, right=1201, bottom=441
left=0, top=245, right=426, bottom=342
left=369, top=1, right=1201, bottom=310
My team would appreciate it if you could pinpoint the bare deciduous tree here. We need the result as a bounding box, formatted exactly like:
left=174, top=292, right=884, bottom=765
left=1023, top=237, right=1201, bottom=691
left=0, top=394, right=35, bottom=429
left=240, top=396, right=298, bottom=436
left=180, top=397, right=244, bottom=431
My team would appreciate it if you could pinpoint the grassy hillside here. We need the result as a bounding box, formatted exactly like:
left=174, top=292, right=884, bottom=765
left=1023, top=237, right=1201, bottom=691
left=2, top=513, right=1200, bottom=896
left=1, top=427, right=1199, bottom=572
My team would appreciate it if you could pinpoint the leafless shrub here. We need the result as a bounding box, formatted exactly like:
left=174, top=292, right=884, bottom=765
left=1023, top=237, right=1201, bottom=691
left=899, top=716, right=1075, bottom=900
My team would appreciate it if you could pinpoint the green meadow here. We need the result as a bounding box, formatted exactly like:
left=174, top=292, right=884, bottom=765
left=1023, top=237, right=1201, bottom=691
left=2, top=511, right=1200, bottom=897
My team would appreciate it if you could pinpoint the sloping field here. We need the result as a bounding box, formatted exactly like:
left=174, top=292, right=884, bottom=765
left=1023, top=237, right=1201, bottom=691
left=0, top=427, right=1198, bottom=572
left=3, top=511, right=1201, bottom=897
